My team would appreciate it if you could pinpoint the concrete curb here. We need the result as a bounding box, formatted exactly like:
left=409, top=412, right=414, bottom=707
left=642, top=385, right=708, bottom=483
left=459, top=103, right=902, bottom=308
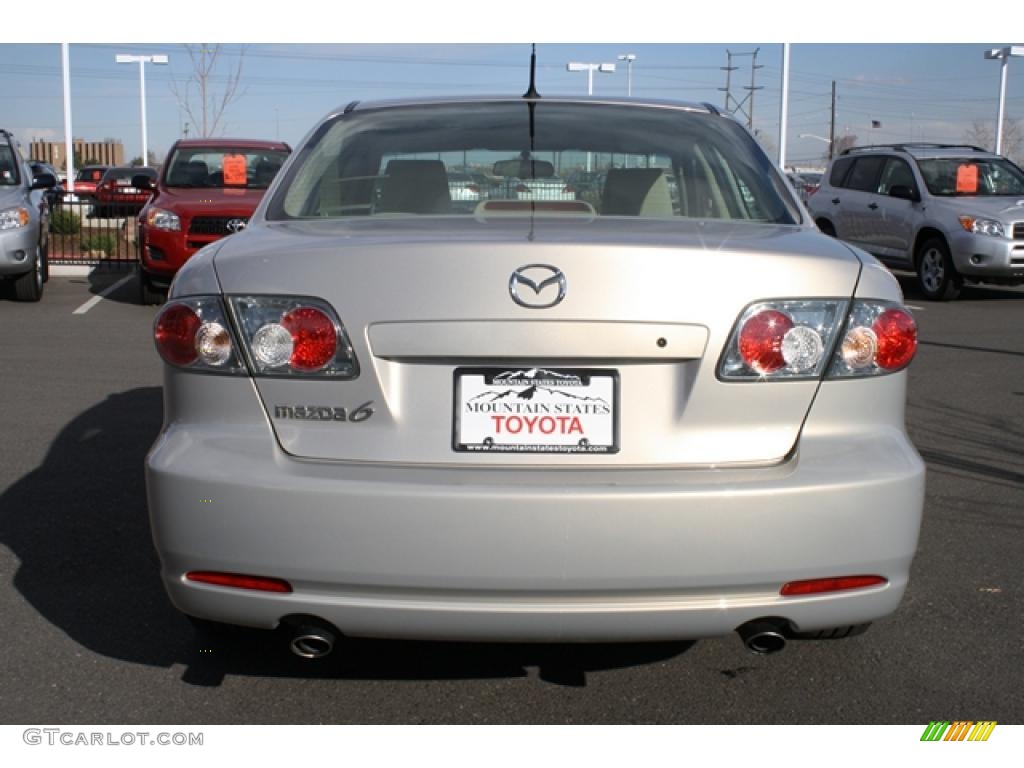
left=50, top=264, right=136, bottom=277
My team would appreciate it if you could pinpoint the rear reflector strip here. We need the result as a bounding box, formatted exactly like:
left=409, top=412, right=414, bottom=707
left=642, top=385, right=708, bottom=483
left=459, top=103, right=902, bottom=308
left=780, top=575, right=887, bottom=596
left=186, top=571, right=292, bottom=593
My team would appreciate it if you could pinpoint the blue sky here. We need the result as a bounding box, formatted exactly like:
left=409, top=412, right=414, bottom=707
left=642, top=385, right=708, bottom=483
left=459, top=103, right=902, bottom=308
left=2, top=4, right=1021, bottom=169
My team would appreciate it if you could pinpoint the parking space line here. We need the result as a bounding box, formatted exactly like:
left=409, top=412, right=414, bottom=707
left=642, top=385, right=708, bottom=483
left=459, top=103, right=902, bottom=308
left=72, top=274, right=136, bottom=315
left=906, top=304, right=925, bottom=311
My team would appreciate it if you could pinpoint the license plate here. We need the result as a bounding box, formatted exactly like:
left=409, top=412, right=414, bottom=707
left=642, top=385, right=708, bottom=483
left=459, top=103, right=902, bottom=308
left=454, top=367, right=618, bottom=454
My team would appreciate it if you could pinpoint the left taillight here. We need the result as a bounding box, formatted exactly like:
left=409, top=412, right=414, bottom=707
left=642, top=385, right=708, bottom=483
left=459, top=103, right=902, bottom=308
left=154, top=295, right=360, bottom=379
left=718, top=299, right=917, bottom=381
left=153, top=297, right=246, bottom=374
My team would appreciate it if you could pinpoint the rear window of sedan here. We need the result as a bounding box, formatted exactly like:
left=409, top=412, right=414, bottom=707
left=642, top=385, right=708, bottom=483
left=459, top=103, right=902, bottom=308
left=269, top=102, right=799, bottom=224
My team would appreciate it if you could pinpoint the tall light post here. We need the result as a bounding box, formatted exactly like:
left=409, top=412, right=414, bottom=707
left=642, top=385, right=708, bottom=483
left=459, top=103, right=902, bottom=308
left=567, top=61, right=616, bottom=96
left=567, top=61, right=616, bottom=171
left=116, top=53, right=168, bottom=166
left=984, top=46, right=1023, bottom=155
left=617, top=53, right=636, bottom=97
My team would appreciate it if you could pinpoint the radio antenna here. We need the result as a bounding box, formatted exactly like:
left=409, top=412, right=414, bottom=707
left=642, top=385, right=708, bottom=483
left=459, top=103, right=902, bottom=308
left=523, top=43, right=540, bottom=99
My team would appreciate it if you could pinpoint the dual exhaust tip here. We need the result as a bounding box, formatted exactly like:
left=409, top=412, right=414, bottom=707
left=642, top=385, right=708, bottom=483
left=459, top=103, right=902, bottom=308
left=283, top=616, right=797, bottom=659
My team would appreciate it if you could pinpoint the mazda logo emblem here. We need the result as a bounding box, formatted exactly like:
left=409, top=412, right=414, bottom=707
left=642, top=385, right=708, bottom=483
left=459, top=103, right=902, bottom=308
left=509, top=264, right=567, bottom=309
left=226, top=218, right=248, bottom=234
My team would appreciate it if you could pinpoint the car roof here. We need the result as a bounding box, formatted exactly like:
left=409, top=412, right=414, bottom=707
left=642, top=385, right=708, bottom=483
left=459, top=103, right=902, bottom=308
left=336, top=94, right=724, bottom=117
left=172, top=138, right=291, bottom=150
left=841, top=144, right=1002, bottom=162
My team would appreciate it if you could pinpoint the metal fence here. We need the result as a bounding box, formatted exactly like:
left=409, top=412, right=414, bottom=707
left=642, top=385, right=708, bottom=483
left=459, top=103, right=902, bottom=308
left=48, top=199, right=140, bottom=268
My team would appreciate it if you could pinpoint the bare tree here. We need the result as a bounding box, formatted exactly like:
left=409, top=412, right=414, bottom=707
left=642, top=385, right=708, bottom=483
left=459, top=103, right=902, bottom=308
left=170, top=44, right=246, bottom=137
left=832, top=134, right=858, bottom=156
left=964, top=119, right=1022, bottom=162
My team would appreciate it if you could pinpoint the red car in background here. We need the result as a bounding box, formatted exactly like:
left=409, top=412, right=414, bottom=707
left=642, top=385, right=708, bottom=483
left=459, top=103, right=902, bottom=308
left=136, top=138, right=290, bottom=304
left=93, top=166, right=157, bottom=217
left=71, top=165, right=108, bottom=198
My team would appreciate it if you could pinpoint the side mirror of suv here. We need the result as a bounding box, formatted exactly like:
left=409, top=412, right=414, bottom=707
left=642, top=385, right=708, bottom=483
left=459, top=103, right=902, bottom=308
left=888, top=185, right=920, bottom=203
left=132, top=174, right=156, bottom=191
left=30, top=172, right=57, bottom=190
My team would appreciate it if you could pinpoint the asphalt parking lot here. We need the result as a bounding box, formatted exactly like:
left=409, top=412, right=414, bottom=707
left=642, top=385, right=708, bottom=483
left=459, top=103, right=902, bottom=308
left=0, top=271, right=1021, bottom=724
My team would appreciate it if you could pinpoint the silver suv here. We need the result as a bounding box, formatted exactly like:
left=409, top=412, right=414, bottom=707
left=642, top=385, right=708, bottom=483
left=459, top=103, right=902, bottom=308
left=809, top=143, right=1024, bottom=300
left=0, top=129, right=56, bottom=301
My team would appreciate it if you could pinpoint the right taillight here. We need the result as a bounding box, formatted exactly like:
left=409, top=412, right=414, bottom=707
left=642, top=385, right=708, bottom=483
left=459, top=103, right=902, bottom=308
left=719, top=299, right=917, bottom=381
left=229, top=296, right=359, bottom=378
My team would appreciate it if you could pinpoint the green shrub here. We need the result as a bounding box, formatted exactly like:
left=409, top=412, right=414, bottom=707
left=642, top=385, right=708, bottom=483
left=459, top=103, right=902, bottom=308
left=80, top=233, right=119, bottom=256
left=50, top=209, right=82, bottom=235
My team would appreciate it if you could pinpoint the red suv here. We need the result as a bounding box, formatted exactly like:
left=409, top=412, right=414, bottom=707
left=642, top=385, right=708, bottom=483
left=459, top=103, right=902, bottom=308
left=136, top=138, right=290, bottom=304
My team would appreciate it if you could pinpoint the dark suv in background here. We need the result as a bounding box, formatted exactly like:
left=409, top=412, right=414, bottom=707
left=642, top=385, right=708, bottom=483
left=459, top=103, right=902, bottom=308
left=809, top=143, right=1024, bottom=300
left=135, top=138, right=290, bottom=304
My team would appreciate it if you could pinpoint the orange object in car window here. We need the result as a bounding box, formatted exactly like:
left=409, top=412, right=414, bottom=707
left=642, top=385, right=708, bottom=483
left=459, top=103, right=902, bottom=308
left=223, top=154, right=247, bottom=186
left=956, top=164, right=978, bottom=194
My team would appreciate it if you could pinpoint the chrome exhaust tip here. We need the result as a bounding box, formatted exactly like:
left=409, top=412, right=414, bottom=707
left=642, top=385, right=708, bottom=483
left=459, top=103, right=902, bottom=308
left=737, top=619, right=788, bottom=655
left=286, top=620, right=338, bottom=660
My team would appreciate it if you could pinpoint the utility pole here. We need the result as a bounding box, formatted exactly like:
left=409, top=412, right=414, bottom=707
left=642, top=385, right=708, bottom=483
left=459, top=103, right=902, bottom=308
left=720, top=48, right=763, bottom=129
left=745, top=47, right=764, bottom=130
left=829, top=80, right=837, bottom=160
left=719, top=51, right=738, bottom=114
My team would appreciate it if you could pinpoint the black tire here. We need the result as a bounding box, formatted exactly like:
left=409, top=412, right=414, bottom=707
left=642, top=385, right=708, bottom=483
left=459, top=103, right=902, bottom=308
left=40, top=233, right=49, bottom=283
left=916, top=236, right=962, bottom=301
left=12, top=244, right=44, bottom=302
left=138, top=266, right=165, bottom=306
left=817, top=219, right=837, bottom=237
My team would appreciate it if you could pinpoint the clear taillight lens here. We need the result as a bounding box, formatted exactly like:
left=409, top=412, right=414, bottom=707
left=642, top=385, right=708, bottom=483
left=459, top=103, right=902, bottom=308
left=828, top=301, right=917, bottom=377
left=153, top=297, right=245, bottom=373
left=719, top=300, right=847, bottom=380
left=229, top=296, right=358, bottom=378
left=720, top=299, right=916, bottom=381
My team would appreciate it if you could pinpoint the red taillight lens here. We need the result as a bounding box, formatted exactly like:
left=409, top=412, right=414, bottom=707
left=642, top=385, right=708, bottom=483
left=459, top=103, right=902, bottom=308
left=154, top=303, right=201, bottom=366
left=153, top=298, right=243, bottom=372
left=230, top=296, right=358, bottom=378
left=780, top=575, right=887, bottom=596
left=872, top=308, right=917, bottom=370
left=738, top=309, right=794, bottom=374
left=186, top=571, right=292, bottom=593
left=281, top=306, right=338, bottom=371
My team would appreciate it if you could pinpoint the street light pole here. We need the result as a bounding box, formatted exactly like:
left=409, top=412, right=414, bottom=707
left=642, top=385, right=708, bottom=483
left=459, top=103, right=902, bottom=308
left=617, top=53, right=636, bottom=97
left=62, top=43, right=75, bottom=196
left=567, top=61, right=617, bottom=171
left=800, top=133, right=833, bottom=163
left=984, top=46, right=1024, bottom=155
left=116, top=53, right=168, bottom=166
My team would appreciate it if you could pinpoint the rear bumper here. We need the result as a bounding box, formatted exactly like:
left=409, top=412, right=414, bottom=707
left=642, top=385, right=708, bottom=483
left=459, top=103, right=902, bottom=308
left=146, top=376, right=925, bottom=642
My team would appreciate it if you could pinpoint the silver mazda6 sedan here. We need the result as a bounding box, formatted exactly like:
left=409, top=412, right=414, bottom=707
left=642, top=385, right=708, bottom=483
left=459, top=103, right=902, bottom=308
left=145, top=96, right=925, bottom=658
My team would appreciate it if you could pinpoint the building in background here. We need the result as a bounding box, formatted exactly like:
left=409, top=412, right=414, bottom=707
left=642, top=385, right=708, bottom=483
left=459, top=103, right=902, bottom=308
left=28, top=139, right=124, bottom=174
